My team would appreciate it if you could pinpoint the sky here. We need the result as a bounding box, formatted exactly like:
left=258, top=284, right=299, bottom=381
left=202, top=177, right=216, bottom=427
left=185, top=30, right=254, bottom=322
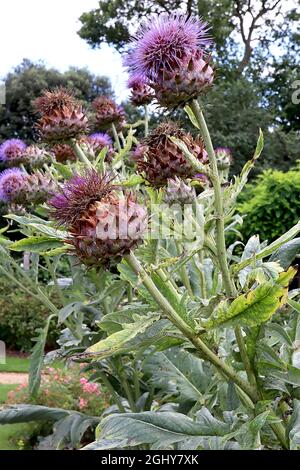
left=0, top=0, right=129, bottom=101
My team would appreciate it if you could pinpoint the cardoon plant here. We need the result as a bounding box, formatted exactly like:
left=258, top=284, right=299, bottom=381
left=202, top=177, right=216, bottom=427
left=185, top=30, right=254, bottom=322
left=50, top=171, right=147, bottom=267
left=0, top=139, right=27, bottom=165
left=0, top=167, right=56, bottom=206
left=133, top=121, right=208, bottom=186
left=125, top=13, right=214, bottom=107
left=1, top=12, right=300, bottom=453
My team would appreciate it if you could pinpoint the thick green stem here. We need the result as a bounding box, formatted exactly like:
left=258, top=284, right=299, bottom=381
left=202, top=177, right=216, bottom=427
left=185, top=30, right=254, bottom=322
left=127, top=285, right=133, bottom=303
left=71, top=140, right=93, bottom=168
left=234, top=325, right=258, bottom=390
left=195, top=252, right=207, bottom=298
left=190, top=99, right=257, bottom=390
left=190, top=99, right=289, bottom=448
left=111, top=123, right=122, bottom=152
left=270, top=420, right=289, bottom=450
left=144, top=104, right=149, bottom=137
left=156, top=268, right=181, bottom=301
left=125, top=252, right=258, bottom=402
left=115, top=357, right=137, bottom=412
left=176, top=242, right=194, bottom=297
left=190, top=100, right=235, bottom=295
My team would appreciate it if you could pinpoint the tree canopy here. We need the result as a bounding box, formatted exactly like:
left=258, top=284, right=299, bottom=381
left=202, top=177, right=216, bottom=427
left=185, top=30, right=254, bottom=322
left=78, top=0, right=299, bottom=73
left=78, top=0, right=300, bottom=173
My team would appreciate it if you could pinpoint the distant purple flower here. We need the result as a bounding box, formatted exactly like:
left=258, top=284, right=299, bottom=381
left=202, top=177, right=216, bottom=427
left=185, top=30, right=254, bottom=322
left=194, top=173, right=210, bottom=185
left=125, top=13, right=211, bottom=80
left=127, top=74, right=153, bottom=106
left=215, top=147, right=232, bottom=156
left=0, top=139, right=27, bottom=163
left=215, top=147, right=232, bottom=170
left=127, top=74, right=148, bottom=89
left=87, top=133, right=114, bottom=161
left=0, top=168, right=26, bottom=202
left=89, top=133, right=112, bottom=148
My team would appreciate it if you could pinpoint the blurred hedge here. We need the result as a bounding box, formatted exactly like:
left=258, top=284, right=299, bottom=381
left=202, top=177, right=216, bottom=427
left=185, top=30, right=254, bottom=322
left=0, top=275, right=59, bottom=352
left=238, top=166, right=300, bottom=243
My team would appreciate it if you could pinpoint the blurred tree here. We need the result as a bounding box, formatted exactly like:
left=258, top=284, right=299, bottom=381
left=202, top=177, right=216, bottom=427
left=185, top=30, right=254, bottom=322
left=0, top=59, right=113, bottom=141
left=78, top=0, right=298, bottom=72
left=178, top=74, right=300, bottom=175
left=78, top=0, right=300, bottom=174
left=267, top=58, right=300, bottom=132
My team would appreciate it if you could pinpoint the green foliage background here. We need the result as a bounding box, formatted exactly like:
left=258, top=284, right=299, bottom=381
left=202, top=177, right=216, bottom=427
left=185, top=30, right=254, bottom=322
left=239, top=167, right=300, bottom=242
left=0, top=275, right=59, bottom=351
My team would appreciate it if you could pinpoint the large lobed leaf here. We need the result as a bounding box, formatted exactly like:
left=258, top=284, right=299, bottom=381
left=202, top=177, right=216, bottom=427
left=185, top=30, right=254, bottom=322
left=84, top=409, right=231, bottom=450
left=204, top=267, right=296, bottom=329
left=143, top=349, right=214, bottom=403
left=0, top=405, right=70, bottom=424
left=86, top=314, right=160, bottom=358
left=29, top=314, right=57, bottom=398
left=233, top=222, right=300, bottom=274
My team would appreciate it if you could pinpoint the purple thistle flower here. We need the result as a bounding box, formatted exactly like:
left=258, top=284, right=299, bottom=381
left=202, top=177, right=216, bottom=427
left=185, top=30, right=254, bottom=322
left=0, top=139, right=27, bottom=163
left=0, top=168, right=26, bottom=202
left=125, top=13, right=212, bottom=80
left=215, top=147, right=232, bottom=156
left=127, top=74, right=149, bottom=89
left=127, top=74, right=153, bottom=106
left=215, top=147, right=232, bottom=170
left=89, top=133, right=112, bottom=148
left=49, top=171, right=116, bottom=226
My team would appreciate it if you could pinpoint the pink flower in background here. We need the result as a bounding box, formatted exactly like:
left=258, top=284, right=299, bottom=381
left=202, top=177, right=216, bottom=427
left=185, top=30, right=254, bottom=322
left=80, top=378, right=100, bottom=395
left=79, top=397, right=88, bottom=410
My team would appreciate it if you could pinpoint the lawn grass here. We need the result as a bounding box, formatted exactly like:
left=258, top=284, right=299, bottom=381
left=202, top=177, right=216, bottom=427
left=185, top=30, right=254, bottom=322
left=0, top=356, right=30, bottom=373
left=0, top=383, right=15, bottom=403
left=0, top=424, right=32, bottom=450
left=0, top=382, right=20, bottom=450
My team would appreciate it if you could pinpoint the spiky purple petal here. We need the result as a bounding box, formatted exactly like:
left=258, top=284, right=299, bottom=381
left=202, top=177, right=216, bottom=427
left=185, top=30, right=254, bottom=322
left=125, top=13, right=212, bottom=80
left=49, top=171, right=115, bottom=226
left=89, top=133, right=112, bottom=148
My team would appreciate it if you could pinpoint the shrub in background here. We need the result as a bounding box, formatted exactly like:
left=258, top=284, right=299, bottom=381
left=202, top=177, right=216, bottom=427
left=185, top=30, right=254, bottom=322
left=238, top=166, right=300, bottom=243
left=0, top=275, right=59, bottom=351
left=7, top=366, right=110, bottom=415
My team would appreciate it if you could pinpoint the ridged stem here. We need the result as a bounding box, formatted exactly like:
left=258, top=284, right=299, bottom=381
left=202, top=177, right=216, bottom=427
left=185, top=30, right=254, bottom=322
left=71, top=140, right=93, bottom=168
left=190, top=99, right=258, bottom=391
left=111, top=123, right=122, bottom=152
left=190, top=99, right=288, bottom=449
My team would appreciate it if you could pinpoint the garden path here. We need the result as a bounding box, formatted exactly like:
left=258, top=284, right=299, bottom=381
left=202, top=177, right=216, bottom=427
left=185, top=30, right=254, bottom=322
left=0, top=373, right=28, bottom=385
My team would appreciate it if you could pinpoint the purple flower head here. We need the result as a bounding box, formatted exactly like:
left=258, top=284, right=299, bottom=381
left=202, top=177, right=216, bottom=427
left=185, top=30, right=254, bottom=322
left=215, top=147, right=232, bottom=156
left=125, top=13, right=212, bottom=80
left=0, top=168, right=26, bottom=202
left=88, top=133, right=112, bottom=148
left=127, top=74, right=149, bottom=89
left=0, top=139, right=27, bottom=163
left=215, top=147, right=232, bottom=170
left=49, top=171, right=116, bottom=227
